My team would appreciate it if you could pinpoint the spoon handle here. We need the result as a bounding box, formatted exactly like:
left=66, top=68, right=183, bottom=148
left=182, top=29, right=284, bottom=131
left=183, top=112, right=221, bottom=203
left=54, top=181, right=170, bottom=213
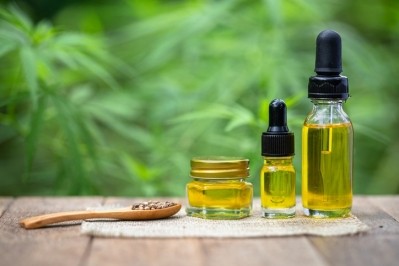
left=20, top=210, right=115, bottom=229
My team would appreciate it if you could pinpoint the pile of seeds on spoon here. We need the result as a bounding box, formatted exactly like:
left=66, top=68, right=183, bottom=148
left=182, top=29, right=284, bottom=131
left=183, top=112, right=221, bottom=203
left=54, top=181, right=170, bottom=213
left=132, top=201, right=176, bottom=210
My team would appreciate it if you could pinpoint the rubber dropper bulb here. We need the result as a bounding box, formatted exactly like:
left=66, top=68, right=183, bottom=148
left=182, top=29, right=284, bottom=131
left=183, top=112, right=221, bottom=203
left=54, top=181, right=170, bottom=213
left=315, top=30, right=342, bottom=75
left=267, top=99, right=289, bottom=133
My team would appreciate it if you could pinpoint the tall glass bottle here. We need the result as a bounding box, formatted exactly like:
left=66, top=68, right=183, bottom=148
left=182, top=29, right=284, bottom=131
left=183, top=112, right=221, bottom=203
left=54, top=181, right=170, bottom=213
left=302, top=30, right=353, bottom=218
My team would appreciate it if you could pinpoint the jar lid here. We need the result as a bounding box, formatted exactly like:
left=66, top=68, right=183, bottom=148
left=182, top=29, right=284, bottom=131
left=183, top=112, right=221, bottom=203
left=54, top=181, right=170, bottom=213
left=190, top=157, right=250, bottom=179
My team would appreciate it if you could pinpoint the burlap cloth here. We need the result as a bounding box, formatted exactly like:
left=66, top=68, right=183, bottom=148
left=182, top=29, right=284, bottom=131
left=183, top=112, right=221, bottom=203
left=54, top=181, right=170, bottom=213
left=81, top=200, right=369, bottom=238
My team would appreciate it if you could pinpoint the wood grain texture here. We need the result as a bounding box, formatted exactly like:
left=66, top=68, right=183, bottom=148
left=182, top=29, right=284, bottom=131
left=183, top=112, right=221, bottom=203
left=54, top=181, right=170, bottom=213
left=0, top=197, right=103, bottom=266
left=309, top=234, right=399, bottom=266
left=350, top=196, right=399, bottom=234
left=87, top=237, right=327, bottom=266
left=0, top=238, right=91, bottom=266
left=86, top=238, right=204, bottom=266
left=309, top=195, right=399, bottom=266
left=86, top=198, right=327, bottom=266
left=0, top=197, right=13, bottom=217
left=199, top=237, right=328, bottom=266
left=0, top=197, right=104, bottom=240
left=368, top=196, right=399, bottom=222
left=0, top=196, right=398, bottom=266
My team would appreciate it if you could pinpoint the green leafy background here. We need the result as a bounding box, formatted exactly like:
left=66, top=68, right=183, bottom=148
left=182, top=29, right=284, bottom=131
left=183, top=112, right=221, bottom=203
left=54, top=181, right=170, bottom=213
left=0, top=0, right=398, bottom=196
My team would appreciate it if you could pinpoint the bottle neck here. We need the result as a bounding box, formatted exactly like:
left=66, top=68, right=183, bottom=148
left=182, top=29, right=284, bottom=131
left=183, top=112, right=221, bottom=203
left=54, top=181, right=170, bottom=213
left=311, top=99, right=345, bottom=115
left=306, top=99, right=350, bottom=125
left=263, top=157, right=293, bottom=166
left=311, top=99, right=344, bottom=106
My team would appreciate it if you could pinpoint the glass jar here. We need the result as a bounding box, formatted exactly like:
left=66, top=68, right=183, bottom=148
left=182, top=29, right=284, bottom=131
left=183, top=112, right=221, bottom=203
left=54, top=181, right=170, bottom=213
left=186, top=157, right=253, bottom=219
left=261, top=156, right=296, bottom=218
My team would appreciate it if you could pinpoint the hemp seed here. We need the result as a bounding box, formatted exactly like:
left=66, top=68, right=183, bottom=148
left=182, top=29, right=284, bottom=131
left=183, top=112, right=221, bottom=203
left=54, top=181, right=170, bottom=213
left=132, top=201, right=176, bottom=210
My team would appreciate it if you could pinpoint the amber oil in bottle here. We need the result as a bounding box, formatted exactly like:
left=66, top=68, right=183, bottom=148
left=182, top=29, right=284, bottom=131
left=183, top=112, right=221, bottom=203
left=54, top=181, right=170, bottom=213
left=302, top=30, right=353, bottom=218
left=186, top=157, right=253, bottom=219
left=261, top=99, right=296, bottom=218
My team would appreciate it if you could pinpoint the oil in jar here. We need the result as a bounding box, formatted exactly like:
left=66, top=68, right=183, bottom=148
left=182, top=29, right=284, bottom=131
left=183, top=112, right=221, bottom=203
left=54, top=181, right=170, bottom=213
left=261, top=157, right=296, bottom=218
left=187, top=179, right=252, bottom=211
left=186, top=157, right=253, bottom=219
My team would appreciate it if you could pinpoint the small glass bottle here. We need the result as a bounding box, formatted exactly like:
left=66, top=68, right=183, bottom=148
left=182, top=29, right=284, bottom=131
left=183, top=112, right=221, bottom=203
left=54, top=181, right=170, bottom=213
left=260, top=99, right=296, bottom=218
left=186, top=157, right=253, bottom=219
left=302, top=30, right=353, bottom=218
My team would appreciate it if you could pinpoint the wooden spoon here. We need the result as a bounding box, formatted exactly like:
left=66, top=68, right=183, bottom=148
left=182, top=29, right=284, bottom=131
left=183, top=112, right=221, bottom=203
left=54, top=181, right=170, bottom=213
left=20, top=203, right=182, bottom=229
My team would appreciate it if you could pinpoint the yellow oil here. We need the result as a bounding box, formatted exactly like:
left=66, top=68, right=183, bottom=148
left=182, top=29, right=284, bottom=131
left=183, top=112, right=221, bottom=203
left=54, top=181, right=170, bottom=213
left=261, top=159, right=296, bottom=218
left=186, top=179, right=252, bottom=219
left=302, top=122, right=353, bottom=217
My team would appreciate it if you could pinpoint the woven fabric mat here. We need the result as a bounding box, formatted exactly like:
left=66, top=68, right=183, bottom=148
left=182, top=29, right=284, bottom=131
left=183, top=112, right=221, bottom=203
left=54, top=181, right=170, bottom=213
left=81, top=200, right=369, bottom=238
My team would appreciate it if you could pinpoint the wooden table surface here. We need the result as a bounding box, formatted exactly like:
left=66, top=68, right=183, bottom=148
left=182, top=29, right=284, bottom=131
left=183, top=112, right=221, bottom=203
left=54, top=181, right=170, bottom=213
left=1, top=196, right=398, bottom=266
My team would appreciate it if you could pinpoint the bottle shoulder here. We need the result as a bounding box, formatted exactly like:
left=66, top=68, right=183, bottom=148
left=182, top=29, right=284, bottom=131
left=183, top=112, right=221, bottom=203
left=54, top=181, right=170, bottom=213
left=304, top=104, right=352, bottom=125
left=261, top=159, right=295, bottom=172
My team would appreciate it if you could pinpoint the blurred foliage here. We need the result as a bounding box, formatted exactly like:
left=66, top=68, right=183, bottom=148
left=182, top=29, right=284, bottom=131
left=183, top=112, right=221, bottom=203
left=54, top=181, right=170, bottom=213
left=0, top=0, right=398, bottom=196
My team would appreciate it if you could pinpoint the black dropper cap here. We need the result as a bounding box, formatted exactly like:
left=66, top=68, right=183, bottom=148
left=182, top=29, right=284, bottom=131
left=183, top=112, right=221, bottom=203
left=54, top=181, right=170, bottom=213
left=308, top=30, right=349, bottom=99
left=261, top=99, right=294, bottom=157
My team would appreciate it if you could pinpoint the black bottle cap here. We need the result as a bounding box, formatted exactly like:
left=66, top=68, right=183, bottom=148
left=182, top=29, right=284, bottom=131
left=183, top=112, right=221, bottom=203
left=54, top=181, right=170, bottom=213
left=308, top=29, right=349, bottom=99
left=261, top=99, right=294, bottom=157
